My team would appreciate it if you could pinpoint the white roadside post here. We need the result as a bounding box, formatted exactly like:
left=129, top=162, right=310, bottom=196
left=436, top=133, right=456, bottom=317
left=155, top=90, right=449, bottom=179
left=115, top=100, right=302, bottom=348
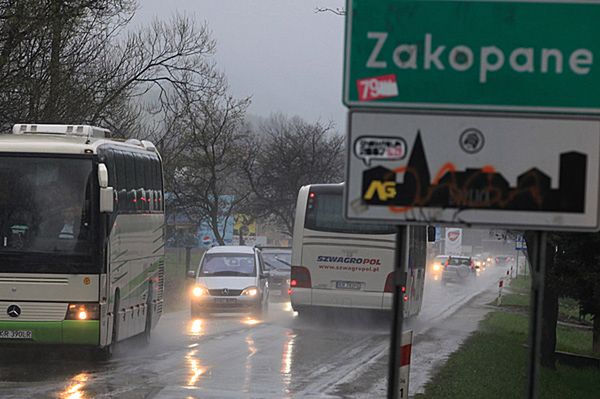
left=398, top=330, right=413, bottom=399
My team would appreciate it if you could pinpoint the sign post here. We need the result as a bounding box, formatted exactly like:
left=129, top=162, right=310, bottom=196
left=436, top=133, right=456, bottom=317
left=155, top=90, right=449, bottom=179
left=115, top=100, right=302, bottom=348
left=388, top=226, right=409, bottom=396
left=342, top=1, right=600, bottom=398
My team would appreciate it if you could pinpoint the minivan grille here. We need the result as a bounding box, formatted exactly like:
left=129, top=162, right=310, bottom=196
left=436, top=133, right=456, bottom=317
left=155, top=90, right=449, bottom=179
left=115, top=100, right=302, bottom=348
left=208, top=289, right=242, bottom=297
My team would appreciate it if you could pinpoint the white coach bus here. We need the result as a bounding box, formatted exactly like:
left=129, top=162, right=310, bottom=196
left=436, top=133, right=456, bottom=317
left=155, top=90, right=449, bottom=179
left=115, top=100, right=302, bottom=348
left=0, top=124, right=165, bottom=358
left=290, top=184, right=427, bottom=317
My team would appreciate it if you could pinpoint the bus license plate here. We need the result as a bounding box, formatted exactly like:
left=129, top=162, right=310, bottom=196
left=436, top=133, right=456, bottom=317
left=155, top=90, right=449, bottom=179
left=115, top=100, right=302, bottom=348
left=0, top=330, right=32, bottom=339
left=335, top=281, right=362, bottom=290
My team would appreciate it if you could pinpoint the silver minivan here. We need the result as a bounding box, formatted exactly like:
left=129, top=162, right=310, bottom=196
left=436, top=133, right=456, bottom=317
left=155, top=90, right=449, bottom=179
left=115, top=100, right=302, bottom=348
left=189, top=246, right=269, bottom=317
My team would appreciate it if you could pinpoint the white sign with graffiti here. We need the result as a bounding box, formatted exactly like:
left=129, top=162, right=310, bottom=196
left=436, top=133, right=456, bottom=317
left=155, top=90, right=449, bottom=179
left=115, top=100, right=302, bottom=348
left=345, top=111, right=600, bottom=231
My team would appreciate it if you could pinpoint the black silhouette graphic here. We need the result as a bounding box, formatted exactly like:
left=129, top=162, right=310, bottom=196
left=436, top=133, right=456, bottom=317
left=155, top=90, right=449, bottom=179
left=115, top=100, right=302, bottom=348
left=362, top=132, right=587, bottom=213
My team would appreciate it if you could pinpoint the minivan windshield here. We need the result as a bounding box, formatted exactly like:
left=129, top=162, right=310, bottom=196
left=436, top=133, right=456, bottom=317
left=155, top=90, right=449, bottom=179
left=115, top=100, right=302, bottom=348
left=200, top=254, right=256, bottom=277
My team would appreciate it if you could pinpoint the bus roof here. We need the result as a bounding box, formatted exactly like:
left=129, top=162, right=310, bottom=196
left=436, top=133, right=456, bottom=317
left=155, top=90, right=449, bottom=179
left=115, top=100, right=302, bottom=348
left=0, top=132, right=156, bottom=155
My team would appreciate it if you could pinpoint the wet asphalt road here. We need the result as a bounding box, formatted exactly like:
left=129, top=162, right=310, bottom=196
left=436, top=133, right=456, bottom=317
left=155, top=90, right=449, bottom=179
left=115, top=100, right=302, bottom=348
left=0, top=266, right=509, bottom=399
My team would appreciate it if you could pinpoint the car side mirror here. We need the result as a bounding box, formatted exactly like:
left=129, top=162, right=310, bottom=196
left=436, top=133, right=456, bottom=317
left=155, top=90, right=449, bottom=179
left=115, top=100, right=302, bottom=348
left=427, top=226, right=436, bottom=242
left=262, top=270, right=270, bottom=279
left=187, top=270, right=196, bottom=279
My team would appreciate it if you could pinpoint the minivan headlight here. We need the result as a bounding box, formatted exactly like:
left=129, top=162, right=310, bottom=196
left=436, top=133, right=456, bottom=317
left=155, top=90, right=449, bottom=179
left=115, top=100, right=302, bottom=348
left=192, top=286, right=209, bottom=297
left=242, top=287, right=258, bottom=297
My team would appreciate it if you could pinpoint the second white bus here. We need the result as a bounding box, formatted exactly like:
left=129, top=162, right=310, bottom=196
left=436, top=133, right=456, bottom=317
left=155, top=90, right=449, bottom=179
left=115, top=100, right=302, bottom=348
left=290, top=184, right=427, bottom=317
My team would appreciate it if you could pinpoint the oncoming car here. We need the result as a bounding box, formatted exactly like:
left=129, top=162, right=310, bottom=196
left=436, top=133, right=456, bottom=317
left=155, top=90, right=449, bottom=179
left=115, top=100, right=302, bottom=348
left=429, top=255, right=449, bottom=279
left=189, top=246, right=269, bottom=317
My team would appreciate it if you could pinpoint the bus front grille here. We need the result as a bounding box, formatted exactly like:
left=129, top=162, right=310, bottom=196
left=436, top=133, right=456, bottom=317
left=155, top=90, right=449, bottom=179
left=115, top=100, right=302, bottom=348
left=0, top=301, right=68, bottom=321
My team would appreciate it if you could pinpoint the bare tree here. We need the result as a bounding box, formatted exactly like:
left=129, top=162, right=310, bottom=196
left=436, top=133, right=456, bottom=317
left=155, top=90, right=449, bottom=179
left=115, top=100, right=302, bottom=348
left=0, top=3, right=220, bottom=135
left=165, top=82, right=252, bottom=245
left=244, top=114, right=345, bottom=236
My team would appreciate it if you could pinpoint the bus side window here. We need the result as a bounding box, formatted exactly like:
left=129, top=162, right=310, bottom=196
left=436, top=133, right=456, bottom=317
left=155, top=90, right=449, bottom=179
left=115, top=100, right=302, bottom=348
left=144, top=156, right=153, bottom=212
left=155, top=158, right=164, bottom=211
left=124, top=152, right=137, bottom=213
left=133, top=154, right=142, bottom=213
left=105, top=149, right=118, bottom=212
left=115, top=151, right=128, bottom=214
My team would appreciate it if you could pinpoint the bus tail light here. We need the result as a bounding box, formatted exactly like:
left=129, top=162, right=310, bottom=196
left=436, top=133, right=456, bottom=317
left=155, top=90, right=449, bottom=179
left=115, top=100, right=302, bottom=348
left=384, top=272, right=395, bottom=293
left=66, top=303, right=100, bottom=320
left=290, top=266, right=312, bottom=289
left=384, top=272, right=407, bottom=296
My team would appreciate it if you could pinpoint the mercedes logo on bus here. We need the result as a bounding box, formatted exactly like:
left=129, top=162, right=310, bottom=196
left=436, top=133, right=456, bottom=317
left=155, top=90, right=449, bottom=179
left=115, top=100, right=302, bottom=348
left=6, top=304, right=21, bottom=318
left=222, top=288, right=229, bottom=296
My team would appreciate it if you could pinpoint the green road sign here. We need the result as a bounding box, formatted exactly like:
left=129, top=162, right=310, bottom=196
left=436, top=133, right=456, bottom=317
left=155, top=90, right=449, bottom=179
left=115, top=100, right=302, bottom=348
left=343, top=0, right=600, bottom=115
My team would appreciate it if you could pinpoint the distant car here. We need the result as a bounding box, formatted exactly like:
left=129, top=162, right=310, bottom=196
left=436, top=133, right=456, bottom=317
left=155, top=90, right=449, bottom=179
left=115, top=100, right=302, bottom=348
left=259, top=246, right=291, bottom=301
left=441, top=256, right=475, bottom=284
left=430, top=255, right=449, bottom=278
left=494, top=255, right=514, bottom=267
left=472, top=255, right=486, bottom=270
left=189, top=246, right=270, bottom=317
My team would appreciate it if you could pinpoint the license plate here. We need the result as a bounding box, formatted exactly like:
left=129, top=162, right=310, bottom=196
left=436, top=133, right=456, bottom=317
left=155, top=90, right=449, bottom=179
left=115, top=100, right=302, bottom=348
left=335, top=281, right=362, bottom=290
left=0, top=330, right=32, bottom=339
left=270, top=290, right=282, bottom=296
left=214, top=298, right=237, bottom=304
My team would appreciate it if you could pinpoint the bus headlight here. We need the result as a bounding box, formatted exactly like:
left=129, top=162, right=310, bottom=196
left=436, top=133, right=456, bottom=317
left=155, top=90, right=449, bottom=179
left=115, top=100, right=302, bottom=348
left=66, top=303, right=99, bottom=320
left=242, top=287, right=258, bottom=297
left=432, top=263, right=441, bottom=271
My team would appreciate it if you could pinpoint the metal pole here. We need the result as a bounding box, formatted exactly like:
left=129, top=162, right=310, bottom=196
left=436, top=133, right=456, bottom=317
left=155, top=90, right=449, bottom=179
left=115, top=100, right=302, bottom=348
left=526, top=231, right=546, bottom=399
left=516, top=249, right=520, bottom=277
left=388, top=225, right=408, bottom=399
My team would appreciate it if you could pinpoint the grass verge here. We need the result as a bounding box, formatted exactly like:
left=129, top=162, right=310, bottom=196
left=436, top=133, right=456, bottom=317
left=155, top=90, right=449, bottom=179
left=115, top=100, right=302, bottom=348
left=414, top=311, right=600, bottom=399
left=498, top=276, right=592, bottom=326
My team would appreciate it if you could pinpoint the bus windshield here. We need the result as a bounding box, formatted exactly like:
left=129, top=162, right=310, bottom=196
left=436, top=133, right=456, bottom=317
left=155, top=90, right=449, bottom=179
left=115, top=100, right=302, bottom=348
left=305, top=191, right=395, bottom=235
left=0, top=155, right=95, bottom=273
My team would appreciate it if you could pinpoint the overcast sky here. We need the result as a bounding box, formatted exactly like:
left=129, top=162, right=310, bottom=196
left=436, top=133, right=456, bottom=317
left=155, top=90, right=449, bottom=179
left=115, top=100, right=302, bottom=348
left=135, top=1, right=346, bottom=130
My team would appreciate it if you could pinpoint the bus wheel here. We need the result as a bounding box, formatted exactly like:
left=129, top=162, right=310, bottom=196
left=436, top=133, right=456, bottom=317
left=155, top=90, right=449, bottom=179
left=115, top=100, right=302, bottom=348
left=95, top=292, right=120, bottom=361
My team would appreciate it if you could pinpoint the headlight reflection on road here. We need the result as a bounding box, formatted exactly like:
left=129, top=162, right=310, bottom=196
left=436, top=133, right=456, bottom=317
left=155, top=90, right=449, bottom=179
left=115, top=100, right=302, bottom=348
left=60, top=372, right=89, bottom=399
left=242, top=317, right=261, bottom=326
left=189, top=319, right=203, bottom=336
left=281, top=331, right=296, bottom=377
left=186, top=349, right=206, bottom=386
left=244, top=337, right=257, bottom=391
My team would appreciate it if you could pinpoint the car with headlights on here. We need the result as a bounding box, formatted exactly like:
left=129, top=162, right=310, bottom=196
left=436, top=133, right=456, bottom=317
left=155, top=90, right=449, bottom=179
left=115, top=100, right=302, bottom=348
left=258, top=246, right=291, bottom=301
left=429, top=255, right=449, bottom=279
left=472, top=255, right=486, bottom=271
left=188, top=246, right=269, bottom=317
